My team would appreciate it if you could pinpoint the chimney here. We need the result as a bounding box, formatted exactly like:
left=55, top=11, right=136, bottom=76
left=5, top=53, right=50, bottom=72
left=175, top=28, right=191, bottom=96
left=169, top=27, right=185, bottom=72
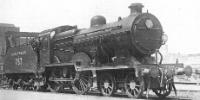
left=129, top=3, right=144, bottom=15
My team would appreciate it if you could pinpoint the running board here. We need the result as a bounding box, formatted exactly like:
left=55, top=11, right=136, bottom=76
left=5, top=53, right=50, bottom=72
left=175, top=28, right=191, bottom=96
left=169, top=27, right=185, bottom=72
left=45, top=63, right=73, bottom=67
left=49, top=78, right=74, bottom=82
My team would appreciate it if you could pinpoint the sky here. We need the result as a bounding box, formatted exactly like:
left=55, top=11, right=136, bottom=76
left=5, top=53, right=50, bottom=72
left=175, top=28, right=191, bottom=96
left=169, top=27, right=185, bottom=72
left=0, top=0, right=200, bottom=54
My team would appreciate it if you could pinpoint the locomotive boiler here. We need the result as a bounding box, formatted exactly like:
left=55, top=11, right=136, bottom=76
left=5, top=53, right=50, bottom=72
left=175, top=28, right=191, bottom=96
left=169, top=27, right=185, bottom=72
left=2, top=3, right=184, bottom=98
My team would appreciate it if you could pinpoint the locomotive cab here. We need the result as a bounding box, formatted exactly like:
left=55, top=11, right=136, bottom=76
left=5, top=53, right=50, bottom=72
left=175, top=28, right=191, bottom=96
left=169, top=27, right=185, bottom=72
left=38, top=25, right=77, bottom=65
left=38, top=34, right=51, bottom=66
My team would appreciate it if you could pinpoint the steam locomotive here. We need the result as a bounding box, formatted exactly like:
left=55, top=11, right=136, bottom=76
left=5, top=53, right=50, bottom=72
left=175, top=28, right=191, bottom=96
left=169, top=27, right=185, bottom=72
left=1, top=3, right=185, bottom=98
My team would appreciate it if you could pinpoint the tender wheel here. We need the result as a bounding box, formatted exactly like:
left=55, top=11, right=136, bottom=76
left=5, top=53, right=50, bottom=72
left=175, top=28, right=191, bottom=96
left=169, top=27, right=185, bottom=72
left=47, top=82, right=62, bottom=92
left=124, top=73, right=144, bottom=98
left=72, top=71, right=92, bottom=95
left=56, top=84, right=69, bottom=93
left=34, top=75, right=46, bottom=91
left=22, top=79, right=35, bottom=91
left=99, top=73, right=115, bottom=96
left=13, top=79, right=23, bottom=90
left=153, top=83, right=172, bottom=98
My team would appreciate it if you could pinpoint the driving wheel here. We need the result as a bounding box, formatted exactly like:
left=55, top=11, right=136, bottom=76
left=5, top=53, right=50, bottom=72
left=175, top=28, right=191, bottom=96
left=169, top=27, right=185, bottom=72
left=72, top=71, right=92, bottom=95
left=153, top=83, right=172, bottom=98
left=124, top=73, right=144, bottom=98
left=99, top=73, right=115, bottom=96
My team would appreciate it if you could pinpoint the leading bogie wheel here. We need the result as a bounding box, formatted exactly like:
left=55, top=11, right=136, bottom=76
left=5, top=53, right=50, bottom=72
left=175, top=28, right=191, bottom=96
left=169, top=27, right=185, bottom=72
left=99, top=73, right=115, bottom=96
left=124, top=73, right=144, bottom=98
left=153, top=83, right=172, bottom=98
left=72, top=71, right=92, bottom=95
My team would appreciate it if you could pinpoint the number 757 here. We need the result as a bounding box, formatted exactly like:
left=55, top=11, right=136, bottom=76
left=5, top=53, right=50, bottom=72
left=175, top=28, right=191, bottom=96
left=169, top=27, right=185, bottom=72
left=15, top=57, right=23, bottom=66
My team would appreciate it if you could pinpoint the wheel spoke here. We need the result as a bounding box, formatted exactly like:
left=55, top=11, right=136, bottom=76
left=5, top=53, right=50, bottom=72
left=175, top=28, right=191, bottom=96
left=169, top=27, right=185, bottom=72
left=79, top=79, right=86, bottom=91
left=81, top=76, right=89, bottom=83
left=131, top=89, right=135, bottom=95
left=103, top=87, right=107, bottom=93
left=82, top=79, right=88, bottom=90
left=78, top=80, right=83, bottom=90
left=106, top=88, right=109, bottom=94
left=108, top=86, right=112, bottom=91
left=134, top=87, right=139, bottom=93
left=103, top=87, right=108, bottom=94
left=107, top=87, right=111, bottom=94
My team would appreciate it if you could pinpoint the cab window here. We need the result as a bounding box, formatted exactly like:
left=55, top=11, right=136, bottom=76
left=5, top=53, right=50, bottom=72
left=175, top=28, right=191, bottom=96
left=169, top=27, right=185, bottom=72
left=40, top=36, right=49, bottom=50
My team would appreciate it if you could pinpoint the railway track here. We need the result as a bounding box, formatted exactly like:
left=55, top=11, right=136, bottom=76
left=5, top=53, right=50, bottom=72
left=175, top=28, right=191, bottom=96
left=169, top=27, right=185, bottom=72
left=1, top=78, right=199, bottom=100
left=0, top=87, right=196, bottom=100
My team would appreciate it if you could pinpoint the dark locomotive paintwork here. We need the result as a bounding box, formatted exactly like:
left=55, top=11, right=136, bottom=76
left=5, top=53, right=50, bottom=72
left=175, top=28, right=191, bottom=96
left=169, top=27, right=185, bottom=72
left=4, top=45, right=38, bottom=73
left=73, top=13, right=163, bottom=56
left=0, top=3, right=184, bottom=98
left=0, top=24, right=20, bottom=85
left=0, top=23, right=19, bottom=64
left=51, top=13, right=163, bottom=65
left=51, top=26, right=78, bottom=63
